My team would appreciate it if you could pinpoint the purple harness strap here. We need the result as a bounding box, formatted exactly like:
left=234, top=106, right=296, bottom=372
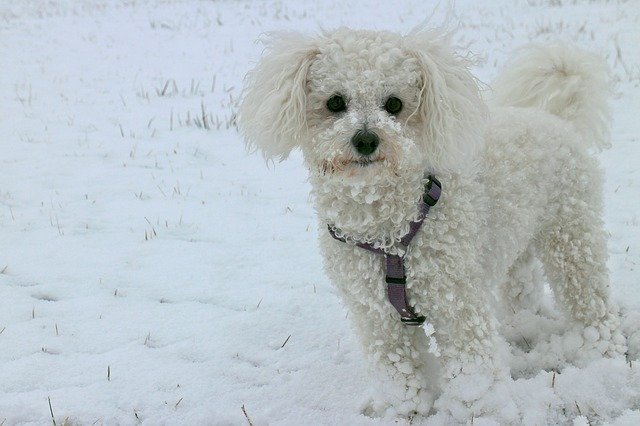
left=328, top=175, right=441, bottom=326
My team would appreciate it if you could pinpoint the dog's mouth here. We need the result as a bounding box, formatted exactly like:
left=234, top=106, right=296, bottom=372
left=352, top=157, right=384, bottom=167
left=321, top=156, right=385, bottom=174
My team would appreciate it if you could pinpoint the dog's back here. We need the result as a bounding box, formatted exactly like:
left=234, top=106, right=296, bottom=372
left=479, top=46, right=623, bottom=360
left=479, top=43, right=613, bottom=284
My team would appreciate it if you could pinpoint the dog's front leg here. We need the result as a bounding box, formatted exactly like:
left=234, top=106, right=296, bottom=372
left=344, top=295, right=438, bottom=419
left=322, top=236, right=437, bottom=418
left=411, top=253, right=519, bottom=423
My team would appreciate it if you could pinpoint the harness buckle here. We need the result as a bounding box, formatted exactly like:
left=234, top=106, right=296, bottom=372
left=385, top=276, right=407, bottom=285
left=423, top=175, right=441, bottom=207
left=401, top=315, right=426, bottom=326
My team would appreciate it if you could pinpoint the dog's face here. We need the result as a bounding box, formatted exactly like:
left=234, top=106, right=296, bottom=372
left=302, top=30, right=424, bottom=178
left=240, top=27, right=487, bottom=183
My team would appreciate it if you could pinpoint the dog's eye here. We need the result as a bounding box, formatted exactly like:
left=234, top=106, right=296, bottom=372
left=326, top=94, right=347, bottom=113
left=384, top=96, right=403, bottom=115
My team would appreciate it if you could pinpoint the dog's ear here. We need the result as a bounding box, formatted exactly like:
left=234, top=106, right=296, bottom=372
left=239, top=32, right=318, bottom=161
left=403, top=29, right=488, bottom=172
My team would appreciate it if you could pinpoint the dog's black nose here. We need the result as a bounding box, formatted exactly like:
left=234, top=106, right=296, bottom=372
left=351, top=129, right=379, bottom=156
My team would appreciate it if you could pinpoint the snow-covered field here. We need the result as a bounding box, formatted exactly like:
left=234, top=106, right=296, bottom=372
left=1, top=0, right=639, bottom=424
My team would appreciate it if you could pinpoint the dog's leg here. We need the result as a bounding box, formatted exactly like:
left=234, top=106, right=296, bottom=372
left=321, top=236, right=439, bottom=418
left=340, top=288, right=438, bottom=418
left=499, top=244, right=568, bottom=374
left=415, top=273, right=518, bottom=423
left=501, top=243, right=545, bottom=316
left=499, top=243, right=554, bottom=355
left=398, top=252, right=519, bottom=422
left=535, top=186, right=627, bottom=364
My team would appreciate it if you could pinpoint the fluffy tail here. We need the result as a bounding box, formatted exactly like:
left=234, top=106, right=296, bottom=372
left=492, top=43, right=612, bottom=150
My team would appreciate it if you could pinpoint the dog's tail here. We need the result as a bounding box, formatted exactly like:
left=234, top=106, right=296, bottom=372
left=492, top=43, right=611, bottom=150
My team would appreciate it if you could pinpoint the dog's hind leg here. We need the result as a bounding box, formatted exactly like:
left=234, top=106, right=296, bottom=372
left=500, top=243, right=545, bottom=316
left=498, top=243, right=552, bottom=357
left=534, top=174, right=626, bottom=363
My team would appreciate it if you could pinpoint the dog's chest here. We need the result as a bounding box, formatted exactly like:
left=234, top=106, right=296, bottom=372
left=317, top=172, right=500, bottom=307
left=320, top=224, right=436, bottom=303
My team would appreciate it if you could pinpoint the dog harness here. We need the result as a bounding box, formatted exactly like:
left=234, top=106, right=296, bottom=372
left=328, top=175, right=441, bottom=326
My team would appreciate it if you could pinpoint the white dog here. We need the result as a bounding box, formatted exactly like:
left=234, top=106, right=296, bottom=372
left=238, top=27, right=627, bottom=422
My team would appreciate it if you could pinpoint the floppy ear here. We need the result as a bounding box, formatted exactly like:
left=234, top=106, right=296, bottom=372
left=238, top=32, right=318, bottom=161
left=403, top=29, right=487, bottom=172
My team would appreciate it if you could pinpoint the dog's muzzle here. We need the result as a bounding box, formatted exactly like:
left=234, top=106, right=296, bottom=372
left=351, top=129, right=379, bottom=156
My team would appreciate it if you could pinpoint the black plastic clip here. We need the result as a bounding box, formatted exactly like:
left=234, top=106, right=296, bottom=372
left=401, top=316, right=426, bottom=326
left=385, top=276, right=407, bottom=285
left=423, top=175, right=441, bottom=207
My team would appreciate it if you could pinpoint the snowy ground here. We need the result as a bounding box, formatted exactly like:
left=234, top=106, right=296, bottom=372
left=1, top=0, right=639, bottom=424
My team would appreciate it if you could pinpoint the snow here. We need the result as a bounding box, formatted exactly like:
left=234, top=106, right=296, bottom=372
left=1, top=0, right=639, bottom=424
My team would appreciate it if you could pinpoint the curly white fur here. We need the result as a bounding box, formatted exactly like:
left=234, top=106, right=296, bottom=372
left=492, top=43, right=612, bottom=150
left=238, top=28, right=626, bottom=422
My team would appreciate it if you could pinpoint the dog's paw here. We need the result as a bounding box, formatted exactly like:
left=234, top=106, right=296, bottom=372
left=581, top=320, right=626, bottom=358
left=519, top=309, right=627, bottom=371
left=564, top=311, right=627, bottom=366
left=621, top=308, right=640, bottom=361
left=434, top=370, right=519, bottom=424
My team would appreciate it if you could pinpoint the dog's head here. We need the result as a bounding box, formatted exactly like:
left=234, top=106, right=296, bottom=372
left=239, top=27, right=487, bottom=182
